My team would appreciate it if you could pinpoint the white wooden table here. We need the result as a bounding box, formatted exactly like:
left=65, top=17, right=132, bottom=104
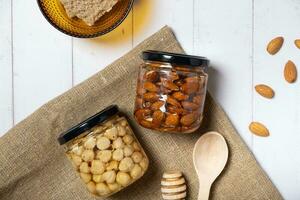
left=1, top=0, right=300, bottom=199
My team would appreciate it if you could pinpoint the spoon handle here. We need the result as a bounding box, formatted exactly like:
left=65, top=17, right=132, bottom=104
left=197, top=182, right=211, bottom=200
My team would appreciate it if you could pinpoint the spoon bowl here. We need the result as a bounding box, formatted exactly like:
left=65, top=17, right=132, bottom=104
left=193, top=131, right=228, bottom=200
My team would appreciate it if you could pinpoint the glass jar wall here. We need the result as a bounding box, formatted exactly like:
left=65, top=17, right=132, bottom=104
left=58, top=105, right=149, bottom=197
left=134, top=51, right=209, bottom=133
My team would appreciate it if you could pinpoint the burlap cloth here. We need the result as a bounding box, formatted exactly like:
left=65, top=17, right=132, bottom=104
left=0, top=26, right=282, bottom=200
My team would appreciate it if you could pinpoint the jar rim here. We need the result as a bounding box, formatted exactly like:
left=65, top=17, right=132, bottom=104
left=142, top=50, right=209, bottom=68
left=57, top=105, right=119, bottom=145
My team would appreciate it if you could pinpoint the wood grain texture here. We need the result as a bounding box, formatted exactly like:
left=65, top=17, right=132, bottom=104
left=0, top=0, right=13, bottom=135
left=12, top=0, right=73, bottom=123
left=194, top=0, right=253, bottom=148
left=132, top=0, right=194, bottom=53
left=193, top=132, right=228, bottom=200
left=72, top=12, right=133, bottom=84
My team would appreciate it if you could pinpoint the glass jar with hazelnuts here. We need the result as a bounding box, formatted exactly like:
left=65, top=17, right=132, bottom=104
left=58, top=105, right=149, bottom=197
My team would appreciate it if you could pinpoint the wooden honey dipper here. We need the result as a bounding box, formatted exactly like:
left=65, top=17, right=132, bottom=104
left=161, top=171, right=187, bottom=200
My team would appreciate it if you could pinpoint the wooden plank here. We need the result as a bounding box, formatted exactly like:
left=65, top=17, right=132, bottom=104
left=72, top=12, right=133, bottom=84
left=0, top=0, right=13, bottom=136
left=132, top=0, right=194, bottom=53
left=253, top=0, right=300, bottom=198
left=194, top=0, right=253, bottom=148
left=12, top=0, right=73, bottom=123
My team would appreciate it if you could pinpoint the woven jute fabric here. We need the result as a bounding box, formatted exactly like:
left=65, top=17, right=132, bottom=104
left=0, top=26, right=282, bottom=200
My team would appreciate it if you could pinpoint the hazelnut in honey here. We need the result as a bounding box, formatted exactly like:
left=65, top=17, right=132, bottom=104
left=58, top=105, right=149, bottom=197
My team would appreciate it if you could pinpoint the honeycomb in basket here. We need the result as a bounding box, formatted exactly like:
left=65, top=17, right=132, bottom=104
left=59, top=0, right=119, bottom=26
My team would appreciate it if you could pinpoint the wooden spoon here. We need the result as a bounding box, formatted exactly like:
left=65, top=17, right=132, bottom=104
left=193, top=131, right=229, bottom=200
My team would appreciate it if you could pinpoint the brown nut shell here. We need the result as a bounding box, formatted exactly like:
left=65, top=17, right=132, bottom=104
left=181, top=101, right=199, bottom=110
left=150, top=100, right=165, bottom=111
left=193, top=95, right=203, bottom=105
left=144, top=70, right=159, bottom=82
left=143, top=92, right=160, bottom=102
left=144, top=82, right=159, bottom=92
left=152, top=110, right=165, bottom=128
left=160, top=87, right=172, bottom=94
left=162, top=79, right=179, bottom=91
left=135, top=109, right=151, bottom=121
left=180, top=112, right=198, bottom=126
left=167, top=106, right=186, bottom=115
left=136, top=67, right=207, bottom=133
left=185, top=76, right=200, bottom=83
left=165, top=114, right=180, bottom=127
left=172, top=92, right=189, bottom=101
left=140, top=120, right=153, bottom=129
left=166, top=96, right=182, bottom=108
left=181, top=82, right=199, bottom=94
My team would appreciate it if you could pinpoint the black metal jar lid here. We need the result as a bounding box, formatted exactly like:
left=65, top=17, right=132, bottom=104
left=58, top=105, right=119, bottom=145
left=142, top=50, right=209, bottom=67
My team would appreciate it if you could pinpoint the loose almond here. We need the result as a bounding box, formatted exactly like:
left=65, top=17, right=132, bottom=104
left=249, top=122, right=269, bottom=137
left=284, top=60, right=297, bottom=83
left=266, top=36, right=284, bottom=55
left=255, top=84, right=274, bottom=99
left=295, top=39, right=300, bottom=49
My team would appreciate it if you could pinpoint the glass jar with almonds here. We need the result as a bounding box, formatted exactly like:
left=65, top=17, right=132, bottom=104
left=134, top=51, right=209, bottom=133
left=58, top=105, right=149, bottom=197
